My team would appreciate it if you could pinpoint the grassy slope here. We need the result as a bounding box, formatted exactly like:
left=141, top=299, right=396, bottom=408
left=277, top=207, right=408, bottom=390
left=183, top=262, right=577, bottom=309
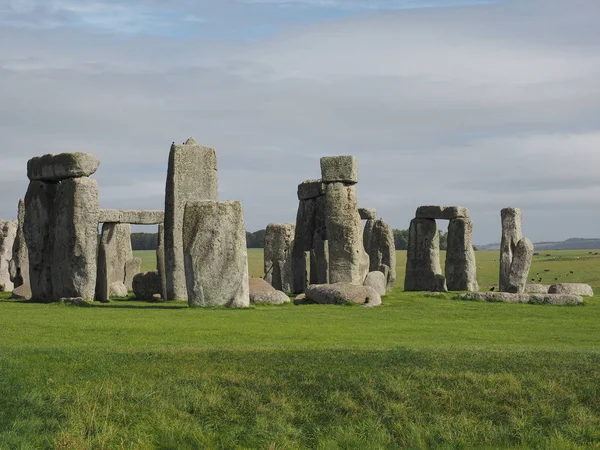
left=1, top=250, right=600, bottom=448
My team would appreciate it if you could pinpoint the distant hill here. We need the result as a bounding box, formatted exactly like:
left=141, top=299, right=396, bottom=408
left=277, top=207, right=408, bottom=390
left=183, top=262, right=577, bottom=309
left=477, top=238, right=600, bottom=251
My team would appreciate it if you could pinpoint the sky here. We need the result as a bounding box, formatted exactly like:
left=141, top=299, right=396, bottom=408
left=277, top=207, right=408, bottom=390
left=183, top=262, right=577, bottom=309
left=0, top=0, right=599, bottom=245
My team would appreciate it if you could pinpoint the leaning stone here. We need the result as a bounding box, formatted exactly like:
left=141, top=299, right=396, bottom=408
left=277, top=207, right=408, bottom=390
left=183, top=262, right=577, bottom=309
left=291, top=198, right=316, bottom=293
left=305, top=283, right=381, bottom=307
left=51, top=177, right=99, bottom=301
left=499, top=207, right=522, bottom=292
left=404, top=218, right=447, bottom=292
left=95, top=223, right=133, bottom=302
left=524, top=284, right=550, bottom=294
left=415, top=206, right=470, bottom=220
left=0, top=220, right=17, bottom=292
left=460, top=292, right=583, bottom=305
left=9, top=199, right=29, bottom=289
left=250, top=291, right=290, bottom=305
left=165, top=138, right=218, bottom=301
left=109, top=281, right=128, bottom=298
left=264, top=223, right=295, bottom=292
left=445, top=218, right=478, bottom=292
left=548, top=283, right=594, bottom=297
left=27, top=153, right=100, bottom=182
left=320, top=156, right=359, bottom=184
left=132, top=271, right=162, bottom=300
left=363, top=271, right=386, bottom=296
left=364, top=218, right=396, bottom=292
left=506, top=238, right=534, bottom=293
left=359, top=208, right=377, bottom=220
left=183, top=201, right=249, bottom=308
left=98, top=209, right=164, bottom=225
left=297, top=180, right=325, bottom=201
left=124, top=257, right=141, bottom=292
left=11, top=283, right=32, bottom=300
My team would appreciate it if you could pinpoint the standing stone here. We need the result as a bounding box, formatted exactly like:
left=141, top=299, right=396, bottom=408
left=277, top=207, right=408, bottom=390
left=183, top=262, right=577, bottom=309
left=165, top=138, right=218, bottom=301
left=183, top=201, right=249, bottom=308
left=500, top=208, right=522, bottom=292
left=0, top=220, right=17, bottom=292
left=24, top=181, right=58, bottom=302
left=9, top=200, right=29, bottom=289
left=324, top=183, right=369, bottom=285
left=51, top=177, right=99, bottom=301
left=291, top=198, right=316, bottom=294
left=95, top=223, right=133, bottom=302
left=364, top=219, right=397, bottom=292
left=310, top=195, right=328, bottom=285
left=264, top=223, right=295, bottom=292
left=506, top=238, right=534, bottom=293
left=445, top=218, right=478, bottom=292
left=124, top=257, right=141, bottom=291
left=404, top=218, right=447, bottom=292
left=156, top=224, right=167, bottom=301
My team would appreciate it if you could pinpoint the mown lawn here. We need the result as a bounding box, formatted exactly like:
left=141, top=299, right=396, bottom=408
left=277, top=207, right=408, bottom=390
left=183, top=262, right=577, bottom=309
left=1, top=249, right=600, bottom=448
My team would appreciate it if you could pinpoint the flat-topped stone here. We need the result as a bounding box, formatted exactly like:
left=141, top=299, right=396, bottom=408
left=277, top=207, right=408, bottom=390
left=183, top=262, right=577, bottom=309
left=27, top=153, right=100, bottom=182
left=320, top=156, right=359, bottom=184
left=359, top=208, right=377, bottom=220
left=297, top=180, right=325, bottom=200
left=548, top=283, right=594, bottom=297
left=305, top=283, right=381, bottom=307
left=524, top=284, right=550, bottom=294
left=98, top=209, right=164, bottom=224
left=415, top=206, right=469, bottom=220
left=460, top=292, right=583, bottom=305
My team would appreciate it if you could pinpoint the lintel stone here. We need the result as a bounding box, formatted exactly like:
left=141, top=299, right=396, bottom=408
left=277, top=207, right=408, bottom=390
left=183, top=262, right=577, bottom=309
left=27, top=153, right=100, bottom=182
left=415, top=205, right=469, bottom=220
left=98, top=209, right=164, bottom=224
left=320, top=156, right=359, bottom=184
left=297, top=180, right=324, bottom=200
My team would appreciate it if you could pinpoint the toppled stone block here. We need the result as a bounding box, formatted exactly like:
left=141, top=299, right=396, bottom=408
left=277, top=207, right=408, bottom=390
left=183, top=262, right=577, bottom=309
left=524, top=284, right=550, bottom=294
left=109, top=281, right=128, bottom=298
left=359, top=208, right=377, bottom=220
left=320, top=156, right=359, bottom=184
left=506, top=238, right=534, bottom=293
left=304, top=283, right=381, bottom=307
left=132, top=271, right=162, bottom=300
left=98, top=209, right=164, bottom=224
left=415, top=206, right=470, bottom=220
left=297, top=180, right=325, bottom=200
left=460, top=292, right=583, bottom=305
left=548, top=283, right=594, bottom=297
left=59, top=297, right=93, bottom=307
left=363, top=271, right=386, bottom=296
left=250, top=291, right=290, bottom=305
left=0, top=220, right=17, bottom=292
left=27, top=153, right=100, bottom=182
left=11, top=283, right=31, bottom=300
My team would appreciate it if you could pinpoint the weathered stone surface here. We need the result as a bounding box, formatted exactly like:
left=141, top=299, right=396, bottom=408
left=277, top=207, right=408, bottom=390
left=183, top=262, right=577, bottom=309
left=359, top=208, right=377, bottom=220
left=291, top=198, right=316, bottom=294
left=415, top=206, right=469, bottom=220
left=132, top=271, right=162, bottom=300
left=363, top=271, right=386, bottom=296
left=293, top=293, right=308, bottom=305
left=500, top=207, right=522, bottom=292
left=405, top=218, right=447, bottom=292
left=524, top=284, right=550, bottom=294
left=156, top=224, right=167, bottom=301
left=183, top=201, right=249, bottom=308
left=305, top=283, right=381, bottom=307
left=9, top=199, right=29, bottom=289
left=264, top=223, right=295, bottom=292
left=364, top=218, right=396, bottom=292
left=27, top=152, right=100, bottom=182
left=250, top=277, right=275, bottom=293
left=445, top=218, right=478, bottom=292
left=0, top=220, right=17, bottom=292
left=297, top=179, right=324, bottom=200
left=109, top=281, right=128, bottom=298
left=250, top=290, right=290, bottom=305
left=310, top=195, right=328, bottom=285
left=124, top=257, right=141, bottom=291
left=24, top=181, right=58, bottom=302
left=95, top=223, right=132, bottom=302
left=98, top=209, right=164, bottom=224
left=506, top=238, right=534, bottom=293
left=165, top=138, right=218, bottom=301
left=548, top=283, right=594, bottom=297
left=325, top=183, right=369, bottom=285
left=11, top=283, right=31, bottom=300
left=52, top=177, right=99, bottom=301
left=460, top=292, right=583, bottom=305
left=320, top=156, right=359, bottom=184
left=59, top=297, right=93, bottom=307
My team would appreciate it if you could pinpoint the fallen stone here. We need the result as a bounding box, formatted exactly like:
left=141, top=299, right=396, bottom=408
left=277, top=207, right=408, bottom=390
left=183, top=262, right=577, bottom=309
left=124, top=257, right=141, bottom=292
left=264, top=223, right=295, bottom=292
left=500, top=207, right=522, bottom=292
left=0, top=220, right=17, bottom=292
left=415, top=206, right=469, bottom=220
left=524, top=284, right=550, bottom=294
left=506, top=238, right=534, bottom=293
left=9, top=199, right=29, bottom=289
left=460, top=292, right=583, bottom=305
left=109, top=281, right=128, bottom=298
left=250, top=277, right=276, bottom=293
left=445, top=218, right=478, bottom=292
left=305, top=283, right=381, bottom=307
left=132, top=271, right=162, bottom=301
left=59, top=297, right=93, bottom=307
left=27, top=153, right=100, bottom=182
left=95, top=223, right=133, bottom=302
left=98, top=209, right=164, bottom=224
left=364, top=218, right=396, bottom=292
left=297, top=179, right=325, bottom=200
left=548, top=283, right=594, bottom=297
left=11, top=283, right=32, bottom=300
left=293, top=293, right=309, bottom=305
left=359, top=208, right=377, bottom=220
left=363, top=271, right=386, bottom=296
left=250, top=290, right=290, bottom=305
left=404, top=218, right=447, bottom=292
left=320, top=155, right=359, bottom=184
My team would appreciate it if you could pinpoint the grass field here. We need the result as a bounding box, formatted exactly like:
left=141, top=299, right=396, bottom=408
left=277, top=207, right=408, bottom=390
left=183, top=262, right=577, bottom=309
left=1, top=250, right=600, bottom=448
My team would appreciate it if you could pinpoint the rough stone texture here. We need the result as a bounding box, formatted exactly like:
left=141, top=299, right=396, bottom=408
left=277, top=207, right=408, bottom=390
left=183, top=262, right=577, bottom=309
left=124, top=257, right=141, bottom=291
left=320, top=156, right=359, bottom=184
left=52, top=177, right=99, bottom=301
left=305, top=283, right=381, bottom=307
left=548, top=283, right=594, bottom=297
left=415, top=206, right=470, bottom=220
left=98, top=209, right=164, bottom=224
left=291, top=198, right=316, bottom=293
left=165, top=138, right=218, bottom=301
left=95, top=223, right=133, bottom=302
left=132, top=271, right=162, bottom=300
left=156, top=224, right=167, bottom=301
left=0, top=220, right=17, bottom=292
left=405, top=218, right=447, bottom=292
left=524, top=284, right=550, bottom=294
left=363, top=271, right=386, bottom=296
left=297, top=180, right=324, bottom=201
left=310, top=195, right=329, bottom=285
left=499, top=208, right=522, bottom=292
left=59, top=297, right=93, bottom=307
left=250, top=277, right=275, bottom=293
left=325, top=183, right=369, bottom=285
left=24, top=181, right=58, bottom=302
left=109, top=281, right=128, bottom=297
left=506, top=238, right=534, bottom=293
left=293, top=293, right=308, bottom=305
left=460, top=292, right=583, bottom=305
left=264, top=223, right=295, bottom=292
left=445, top=218, right=478, bottom=292
left=27, top=152, right=100, bottom=182
left=364, top=218, right=396, bottom=292
left=11, top=283, right=31, bottom=300
left=359, top=208, right=377, bottom=220
left=9, top=199, right=29, bottom=289
left=250, top=290, right=290, bottom=305
left=183, top=201, right=249, bottom=308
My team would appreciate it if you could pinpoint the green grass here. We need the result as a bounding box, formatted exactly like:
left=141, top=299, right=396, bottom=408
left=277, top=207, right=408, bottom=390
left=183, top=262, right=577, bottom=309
left=2, top=250, right=600, bottom=448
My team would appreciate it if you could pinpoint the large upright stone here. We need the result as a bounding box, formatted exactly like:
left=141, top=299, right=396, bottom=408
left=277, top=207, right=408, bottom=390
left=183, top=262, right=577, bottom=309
left=364, top=218, right=396, bottom=292
left=291, top=198, right=316, bottom=294
left=156, top=224, right=167, bottom=301
left=445, top=218, right=478, bottom=292
left=320, top=156, right=359, bottom=184
left=264, top=223, right=295, bottom=292
left=95, top=222, right=133, bottom=302
left=0, top=220, right=17, bottom=292
left=24, top=181, right=58, bottom=302
left=404, top=218, right=447, bottom=292
left=165, top=138, right=218, bottom=301
left=27, top=153, right=100, bottom=182
left=52, top=177, right=99, bottom=301
left=500, top=208, right=522, bottom=292
left=9, top=200, right=29, bottom=289
left=324, top=183, right=369, bottom=285
left=124, top=257, right=141, bottom=291
left=310, top=195, right=328, bottom=285
left=183, top=201, right=249, bottom=308
left=506, top=238, right=534, bottom=293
